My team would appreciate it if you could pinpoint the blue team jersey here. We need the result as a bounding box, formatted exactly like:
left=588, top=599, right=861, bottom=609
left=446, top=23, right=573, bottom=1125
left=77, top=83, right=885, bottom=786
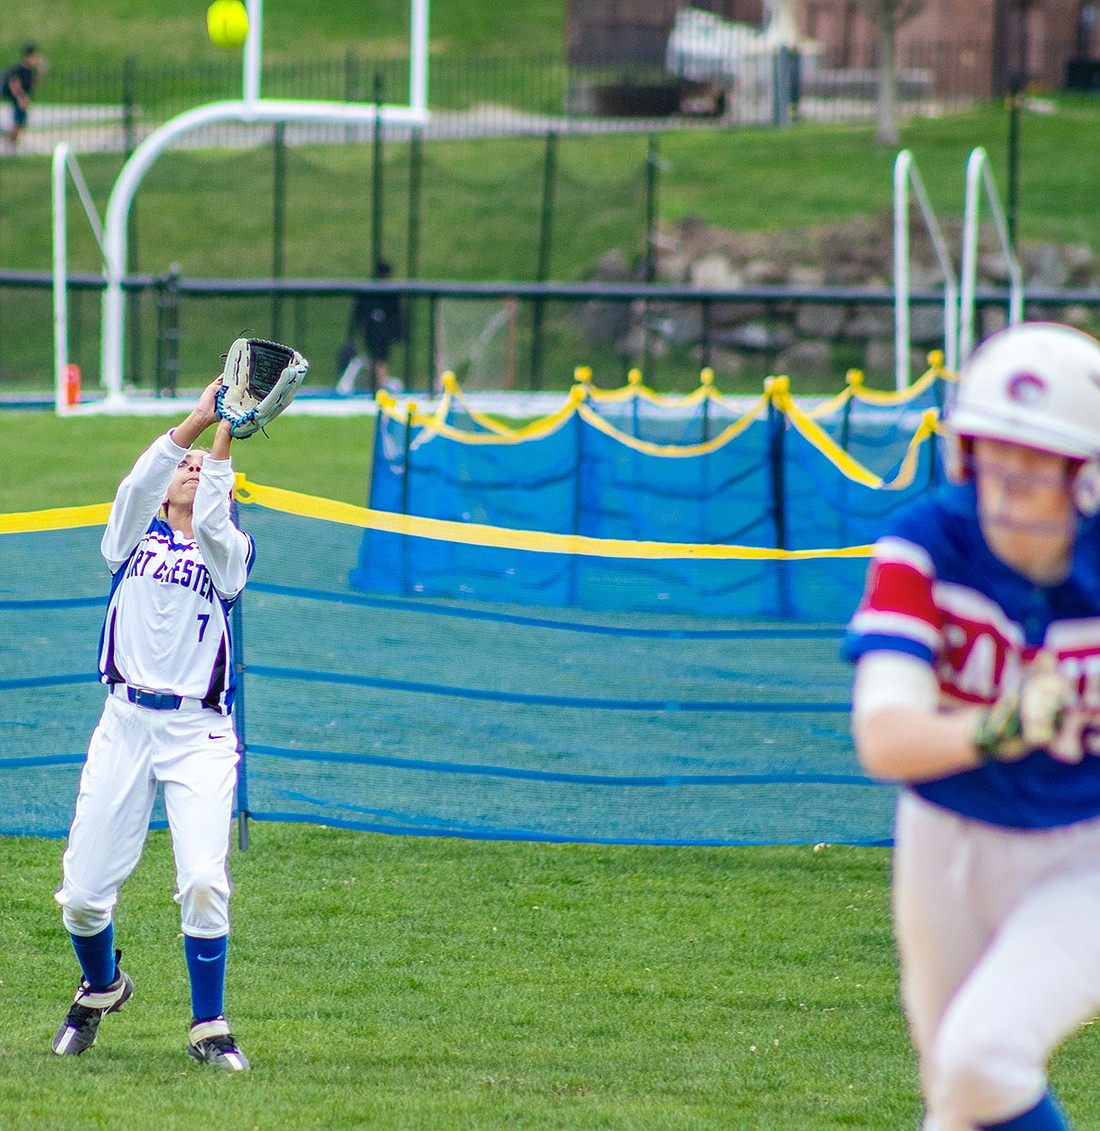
left=843, top=481, right=1100, bottom=829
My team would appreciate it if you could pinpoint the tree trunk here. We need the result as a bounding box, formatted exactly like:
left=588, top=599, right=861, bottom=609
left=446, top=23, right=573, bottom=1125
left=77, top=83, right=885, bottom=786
left=875, top=11, right=900, bottom=145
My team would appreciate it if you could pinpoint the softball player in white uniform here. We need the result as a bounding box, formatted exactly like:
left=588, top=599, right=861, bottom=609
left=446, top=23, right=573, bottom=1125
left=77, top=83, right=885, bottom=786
left=52, top=377, right=253, bottom=1071
left=845, top=323, right=1100, bottom=1131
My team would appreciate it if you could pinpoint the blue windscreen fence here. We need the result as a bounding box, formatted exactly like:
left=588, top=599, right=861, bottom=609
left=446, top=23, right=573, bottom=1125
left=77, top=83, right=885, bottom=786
left=1, top=367, right=951, bottom=847
left=353, top=367, right=946, bottom=618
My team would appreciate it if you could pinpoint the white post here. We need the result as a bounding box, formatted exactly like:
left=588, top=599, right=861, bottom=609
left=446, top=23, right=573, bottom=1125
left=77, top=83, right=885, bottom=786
left=244, top=0, right=263, bottom=108
left=959, top=149, right=983, bottom=365
left=52, top=144, right=71, bottom=415
left=411, top=0, right=429, bottom=114
left=892, top=149, right=958, bottom=387
left=893, top=150, right=911, bottom=391
left=960, top=147, right=1022, bottom=365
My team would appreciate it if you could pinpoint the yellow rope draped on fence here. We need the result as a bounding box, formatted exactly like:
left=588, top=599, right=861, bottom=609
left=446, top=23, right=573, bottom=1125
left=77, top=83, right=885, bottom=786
left=0, top=503, right=112, bottom=535
left=804, top=353, right=952, bottom=419
left=232, top=479, right=875, bottom=560
left=0, top=481, right=874, bottom=559
left=2, top=364, right=952, bottom=558
left=379, top=361, right=949, bottom=491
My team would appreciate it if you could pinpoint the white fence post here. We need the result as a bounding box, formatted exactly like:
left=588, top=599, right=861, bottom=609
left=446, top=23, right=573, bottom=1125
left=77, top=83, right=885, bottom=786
left=959, top=146, right=1023, bottom=364
left=892, top=149, right=957, bottom=389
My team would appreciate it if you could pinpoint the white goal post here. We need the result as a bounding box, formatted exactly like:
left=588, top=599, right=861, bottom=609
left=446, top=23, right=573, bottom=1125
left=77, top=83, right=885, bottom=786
left=95, top=0, right=430, bottom=405
left=435, top=297, right=519, bottom=390
left=53, top=143, right=107, bottom=414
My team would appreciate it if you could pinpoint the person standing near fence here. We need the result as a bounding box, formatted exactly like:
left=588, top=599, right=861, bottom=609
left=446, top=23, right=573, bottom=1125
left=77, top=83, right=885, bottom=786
left=2, top=43, right=42, bottom=146
left=52, top=373, right=253, bottom=1071
left=845, top=321, right=1100, bottom=1131
left=336, top=259, right=403, bottom=395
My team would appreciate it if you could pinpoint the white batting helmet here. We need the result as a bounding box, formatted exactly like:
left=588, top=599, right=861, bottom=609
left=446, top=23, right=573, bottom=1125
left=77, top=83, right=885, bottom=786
left=944, top=322, right=1100, bottom=511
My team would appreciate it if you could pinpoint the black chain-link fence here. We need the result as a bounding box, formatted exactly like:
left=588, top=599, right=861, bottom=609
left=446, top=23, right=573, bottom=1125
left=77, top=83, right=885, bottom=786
left=0, top=43, right=1011, bottom=157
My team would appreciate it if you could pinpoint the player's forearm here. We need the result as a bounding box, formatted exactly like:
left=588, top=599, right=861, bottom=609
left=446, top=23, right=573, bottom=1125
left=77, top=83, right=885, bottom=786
left=210, top=420, right=232, bottom=460
left=171, top=404, right=219, bottom=450
left=853, top=705, right=984, bottom=782
left=101, top=433, right=188, bottom=566
left=193, top=460, right=250, bottom=598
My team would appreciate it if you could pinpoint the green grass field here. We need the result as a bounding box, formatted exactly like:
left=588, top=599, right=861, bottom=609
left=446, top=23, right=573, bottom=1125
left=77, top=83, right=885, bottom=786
left=4, top=826, right=1100, bottom=1130
left=0, top=413, right=376, bottom=510
left=4, top=831, right=918, bottom=1131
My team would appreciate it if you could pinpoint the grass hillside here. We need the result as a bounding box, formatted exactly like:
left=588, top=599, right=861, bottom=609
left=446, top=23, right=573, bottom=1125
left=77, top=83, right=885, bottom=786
left=12, top=102, right=1100, bottom=274
left=3, top=2, right=1099, bottom=270
left=2, top=0, right=566, bottom=69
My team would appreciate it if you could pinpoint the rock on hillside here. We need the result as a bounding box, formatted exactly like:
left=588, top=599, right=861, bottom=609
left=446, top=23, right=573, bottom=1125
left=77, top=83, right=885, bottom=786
left=578, top=213, right=1100, bottom=384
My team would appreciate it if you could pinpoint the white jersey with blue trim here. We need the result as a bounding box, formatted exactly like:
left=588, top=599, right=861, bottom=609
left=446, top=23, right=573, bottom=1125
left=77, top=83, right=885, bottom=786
left=98, top=432, right=255, bottom=714
left=843, top=481, right=1100, bottom=829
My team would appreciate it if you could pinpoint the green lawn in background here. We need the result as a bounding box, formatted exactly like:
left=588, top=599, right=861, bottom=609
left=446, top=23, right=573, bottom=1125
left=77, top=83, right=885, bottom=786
left=4, top=99, right=1099, bottom=396
left=2, top=0, right=566, bottom=70
left=0, top=413, right=375, bottom=510
left=4, top=4, right=1100, bottom=398
left=8, top=104, right=1100, bottom=280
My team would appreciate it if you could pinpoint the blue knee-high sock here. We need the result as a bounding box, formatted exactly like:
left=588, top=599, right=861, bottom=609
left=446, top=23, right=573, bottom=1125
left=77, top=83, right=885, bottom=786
left=69, top=923, right=116, bottom=990
left=981, top=1092, right=1069, bottom=1131
left=183, top=933, right=228, bottom=1022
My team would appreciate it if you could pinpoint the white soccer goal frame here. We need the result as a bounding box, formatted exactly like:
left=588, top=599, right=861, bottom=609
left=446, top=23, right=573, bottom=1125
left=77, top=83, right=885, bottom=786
left=90, top=0, right=430, bottom=406
left=892, top=146, right=1024, bottom=385
left=434, top=296, right=519, bottom=391
left=52, top=143, right=107, bottom=415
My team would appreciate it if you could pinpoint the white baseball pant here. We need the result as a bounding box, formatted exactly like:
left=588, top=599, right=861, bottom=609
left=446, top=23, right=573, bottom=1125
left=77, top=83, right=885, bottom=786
left=55, top=691, right=240, bottom=939
left=894, top=791, right=1100, bottom=1131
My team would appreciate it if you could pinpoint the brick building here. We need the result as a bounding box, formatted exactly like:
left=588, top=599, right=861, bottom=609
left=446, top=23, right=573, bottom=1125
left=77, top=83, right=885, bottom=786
left=566, top=1, right=1094, bottom=98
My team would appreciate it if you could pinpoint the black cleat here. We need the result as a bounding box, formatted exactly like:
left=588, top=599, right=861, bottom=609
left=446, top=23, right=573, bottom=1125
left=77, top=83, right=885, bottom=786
left=51, top=952, right=133, bottom=1056
left=188, top=1016, right=250, bottom=1071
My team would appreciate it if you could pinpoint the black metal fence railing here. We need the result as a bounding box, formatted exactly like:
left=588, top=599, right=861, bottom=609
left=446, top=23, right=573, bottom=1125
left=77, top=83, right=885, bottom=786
left=4, top=271, right=1099, bottom=402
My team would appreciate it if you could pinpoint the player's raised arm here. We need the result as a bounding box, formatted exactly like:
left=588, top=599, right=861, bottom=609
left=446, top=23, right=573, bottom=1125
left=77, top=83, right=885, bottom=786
left=100, top=377, right=225, bottom=567
left=170, top=375, right=224, bottom=450
left=193, top=419, right=252, bottom=600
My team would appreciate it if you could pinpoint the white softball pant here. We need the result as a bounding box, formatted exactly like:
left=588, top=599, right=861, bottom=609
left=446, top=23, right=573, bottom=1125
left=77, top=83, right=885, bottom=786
left=55, top=691, right=240, bottom=939
left=894, top=790, right=1100, bottom=1131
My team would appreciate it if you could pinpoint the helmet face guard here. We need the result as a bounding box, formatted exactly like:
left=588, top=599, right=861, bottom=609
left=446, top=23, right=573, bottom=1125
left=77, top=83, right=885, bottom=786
left=943, top=322, right=1100, bottom=513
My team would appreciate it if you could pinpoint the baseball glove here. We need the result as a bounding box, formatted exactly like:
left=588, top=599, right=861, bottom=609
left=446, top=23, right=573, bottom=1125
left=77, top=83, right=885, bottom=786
left=215, top=337, right=309, bottom=439
left=974, top=652, right=1075, bottom=762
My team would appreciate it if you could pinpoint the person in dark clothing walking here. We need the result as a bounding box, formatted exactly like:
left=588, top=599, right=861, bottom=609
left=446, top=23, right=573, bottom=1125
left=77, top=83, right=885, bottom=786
left=3, top=43, right=43, bottom=146
left=336, top=260, right=403, bottom=394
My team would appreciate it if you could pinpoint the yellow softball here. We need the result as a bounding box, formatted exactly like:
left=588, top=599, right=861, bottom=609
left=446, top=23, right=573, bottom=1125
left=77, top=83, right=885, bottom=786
left=207, top=0, right=249, bottom=50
